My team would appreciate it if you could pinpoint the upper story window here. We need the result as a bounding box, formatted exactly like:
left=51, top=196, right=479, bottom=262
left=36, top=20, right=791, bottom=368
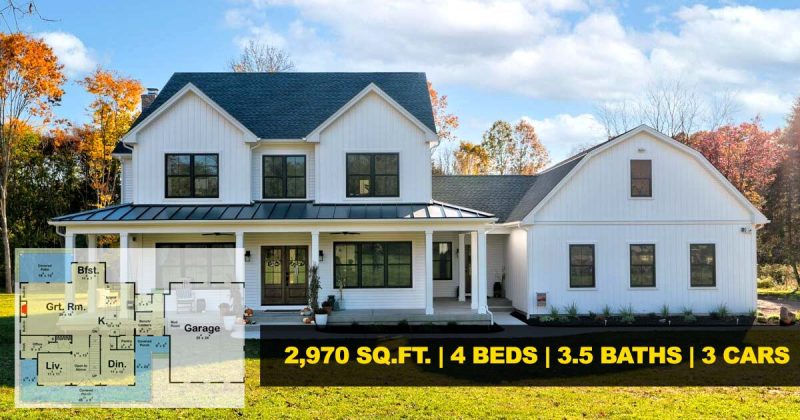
left=630, top=244, right=656, bottom=287
left=569, top=244, right=595, bottom=288
left=690, top=244, right=716, bottom=287
left=263, top=155, right=306, bottom=199
left=346, top=153, right=399, bottom=197
left=630, top=159, right=652, bottom=197
left=165, top=154, right=218, bottom=198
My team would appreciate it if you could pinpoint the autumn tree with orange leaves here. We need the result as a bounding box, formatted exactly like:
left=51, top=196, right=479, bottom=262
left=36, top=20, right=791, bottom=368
left=0, top=32, right=65, bottom=291
left=428, top=81, right=459, bottom=144
left=683, top=118, right=784, bottom=210
left=510, top=120, right=550, bottom=175
left=79, top=69, right=142, bottom=208
left=454, top=141, right=489, bottom=175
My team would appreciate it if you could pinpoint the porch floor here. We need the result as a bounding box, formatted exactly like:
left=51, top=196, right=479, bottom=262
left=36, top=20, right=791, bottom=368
left=250, top=297, right=516, bottom=326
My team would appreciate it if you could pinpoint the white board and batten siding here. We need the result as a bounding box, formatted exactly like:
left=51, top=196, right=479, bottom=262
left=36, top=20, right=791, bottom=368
left=504, top=229, right=529, bottom=312
left=526, top=131, right=759, bottom=316
left=120, top=157, right=133, bottom=203
left=250, top=143, right=316, bottom=202
left=316, top=91, right=432, bottom=203
left=132, top=90, right=252, bottom=204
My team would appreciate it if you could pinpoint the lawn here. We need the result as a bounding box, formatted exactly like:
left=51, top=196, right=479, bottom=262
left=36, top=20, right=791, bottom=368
left=2, top=293, right=800, bottom=419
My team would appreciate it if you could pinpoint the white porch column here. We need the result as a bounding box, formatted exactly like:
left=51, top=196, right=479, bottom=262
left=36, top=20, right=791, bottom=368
left=470, top=231, right=478, bottom=310
left=86, top=234, right=98, bottom=313
left=477, top=229, right=488, bottom=314
left=235, top=231, right=245, bottom=285
left=425, top=229, right=434, bottom=315
left=457, top=233, right=466, bottom=302
left=119, top=232, right=130, bottom=318
left=310, top=231, right=320, bottom=267
left=64, top=232, right=75, bottom=310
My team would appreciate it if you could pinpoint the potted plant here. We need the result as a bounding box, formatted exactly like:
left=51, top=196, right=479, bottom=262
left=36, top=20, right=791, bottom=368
left=243, top=307, right=254, bottom=324
left=314, top=307, right=328, bottom=327
left=219, top=302, right=236, bottom=331
left=308, top=263, right=321, bottom=312
left=322, top=300, right=333, bottom=314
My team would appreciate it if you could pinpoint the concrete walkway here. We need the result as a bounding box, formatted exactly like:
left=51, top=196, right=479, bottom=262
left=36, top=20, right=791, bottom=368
left=758, top=296, right=800, bottom=316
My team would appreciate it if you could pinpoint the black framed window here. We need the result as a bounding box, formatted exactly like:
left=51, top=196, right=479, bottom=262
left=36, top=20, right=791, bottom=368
left=165, top=154, right=219, bottom=198
left=263, top=155, right=306, bottom=198
left=569, top=244, right=595, bottom=288
left=334, top=242, right=411, bottom=288
left=346, top=153, right=399, bottom=197
left=631, top=159, right=652, bottom=197
left=630, top=244, right=656, bottom=287
left=690, top=244, right=716, bottom=287
left=433, top=242, right=452, bottom=280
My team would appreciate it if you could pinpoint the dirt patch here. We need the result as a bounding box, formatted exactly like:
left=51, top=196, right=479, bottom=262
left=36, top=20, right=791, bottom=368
left=758, top=296, right=800, bottom=317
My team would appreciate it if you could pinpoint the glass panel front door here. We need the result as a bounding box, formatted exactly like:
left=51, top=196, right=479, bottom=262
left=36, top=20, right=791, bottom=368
left=261, top=246, right=309, bottom=305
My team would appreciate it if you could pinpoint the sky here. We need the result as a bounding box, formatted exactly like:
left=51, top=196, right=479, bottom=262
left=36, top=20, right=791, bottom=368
left=15, top=0, right=800, bottom=161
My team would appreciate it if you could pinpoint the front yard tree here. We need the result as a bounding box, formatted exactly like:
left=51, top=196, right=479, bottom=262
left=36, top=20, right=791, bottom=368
left=510, top=120, right=550, bottom=175
left=0, top=32, right=65, bottom=292
left=79, top=68, right=142, bottom=208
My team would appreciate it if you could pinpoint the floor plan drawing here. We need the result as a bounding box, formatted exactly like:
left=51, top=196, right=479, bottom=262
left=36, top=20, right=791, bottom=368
left=15, top=248, right=245, bottom=408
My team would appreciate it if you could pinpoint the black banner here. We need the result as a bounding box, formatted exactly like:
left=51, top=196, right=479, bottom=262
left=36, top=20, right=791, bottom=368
left=259, top=325, right=800, bottom=386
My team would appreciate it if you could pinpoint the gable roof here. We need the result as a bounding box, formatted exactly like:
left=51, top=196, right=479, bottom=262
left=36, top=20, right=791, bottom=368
left=128, top=72, right=435, bottom=141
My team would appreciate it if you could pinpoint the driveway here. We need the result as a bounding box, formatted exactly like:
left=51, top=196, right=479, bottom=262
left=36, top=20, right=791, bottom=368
left=758, top=295, right=800, bottom=316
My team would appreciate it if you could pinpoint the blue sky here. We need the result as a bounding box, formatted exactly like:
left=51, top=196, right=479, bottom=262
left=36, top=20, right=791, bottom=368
left=18, top=0, right=800, bottom=161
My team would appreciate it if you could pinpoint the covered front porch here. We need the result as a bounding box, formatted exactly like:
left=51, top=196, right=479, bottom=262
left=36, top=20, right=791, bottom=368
left=50, top=202, right=503, bottom=322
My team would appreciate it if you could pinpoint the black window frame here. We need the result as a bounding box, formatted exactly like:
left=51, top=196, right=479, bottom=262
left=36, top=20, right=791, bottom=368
left=629, top=244, right=656, bottom=288
left=165, top=153, right=219, bottom=198
left=630, top=159, right=652, bottom=198
left=569, top=244, right=595, bottom=288
left=262, top=155, right=307, bottom=199
left=346, top=153, right=399, bottom=198
left=433, top=241, right=453, bottom=280
left=333, top=241, right=412, bottom=288
left=690, top=243, right=716, bottom=287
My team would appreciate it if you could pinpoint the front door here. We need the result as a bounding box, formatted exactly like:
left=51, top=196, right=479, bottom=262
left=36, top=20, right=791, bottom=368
left=464, top=244, right=472, bottom=296
left=261, top=246, right=309, bottom=305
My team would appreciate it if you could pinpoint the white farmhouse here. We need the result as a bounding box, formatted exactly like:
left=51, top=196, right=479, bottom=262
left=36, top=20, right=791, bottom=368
left=50, top=72, right=767, bottom=322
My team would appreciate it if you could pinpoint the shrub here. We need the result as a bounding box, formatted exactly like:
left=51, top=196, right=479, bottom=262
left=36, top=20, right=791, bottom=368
left=588, top=311, right=597, bottom=319
left=682, top=306, right=696, bottom=323
left=715, top=303, right=729, bottom=319
left=768, top=315, right=780, bottom=324
left=757, top=316, right=768, bottom=324
left=660, top=304, right=670, bottom=318
left=564, top=302, right=579, bottom=319
left=549, top=306, right=560, bottom=318
left=757, top=277, right=775, bottom=289
left=758, top=264, right=796, bottom=287
left=602, top=305, right=611, bottom=318
left=618, top=304, right=635, bottom=324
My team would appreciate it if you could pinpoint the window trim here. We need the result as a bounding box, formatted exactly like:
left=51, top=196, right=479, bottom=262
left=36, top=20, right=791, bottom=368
left=165, top=153, right=220, bottom=198
left=629, top=243, right=656, bottom=288
left=345, top=153, right=400, bottom=198
left=262, top=154, right=307, bottom=199
left=689, top=243, right=717, bottom=288
left=333, top=241, right=413, bottom=289
left=433, top=241, right=453, bottom=280
left=630, top=159, right=653, bottom=198
left=568, top=243, right=596, bottom=289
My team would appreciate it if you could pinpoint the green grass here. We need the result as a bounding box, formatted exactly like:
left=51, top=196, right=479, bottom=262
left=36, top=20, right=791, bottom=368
left=759, top=288, right=800, bottom=301
left=2, top=294, right=800, bottom=418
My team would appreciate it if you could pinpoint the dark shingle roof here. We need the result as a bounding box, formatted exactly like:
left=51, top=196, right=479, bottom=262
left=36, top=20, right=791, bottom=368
left=131, top=72, right=435, bottom=139
left=432, top=176, right=538, bottom=222
left=51, top=201, right=493, bottom=223
left=432, top=156, right=586, bottom=222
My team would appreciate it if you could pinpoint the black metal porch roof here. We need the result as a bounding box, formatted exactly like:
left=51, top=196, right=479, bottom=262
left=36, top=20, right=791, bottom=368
left=50, top=201, right=494, bottom=223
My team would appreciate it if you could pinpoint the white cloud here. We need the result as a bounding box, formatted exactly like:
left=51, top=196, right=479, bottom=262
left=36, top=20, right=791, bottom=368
left=521, top=113, right=606, bottom=162
left=38, top=32, right=95, bottom=77
left=736, top=90, right=795, bottom=116
left=228, top=1, right=800, bottom=119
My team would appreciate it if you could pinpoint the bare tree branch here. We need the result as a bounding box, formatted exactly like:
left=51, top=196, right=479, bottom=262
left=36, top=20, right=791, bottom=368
left=228, top=40, right=295, bottom=73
